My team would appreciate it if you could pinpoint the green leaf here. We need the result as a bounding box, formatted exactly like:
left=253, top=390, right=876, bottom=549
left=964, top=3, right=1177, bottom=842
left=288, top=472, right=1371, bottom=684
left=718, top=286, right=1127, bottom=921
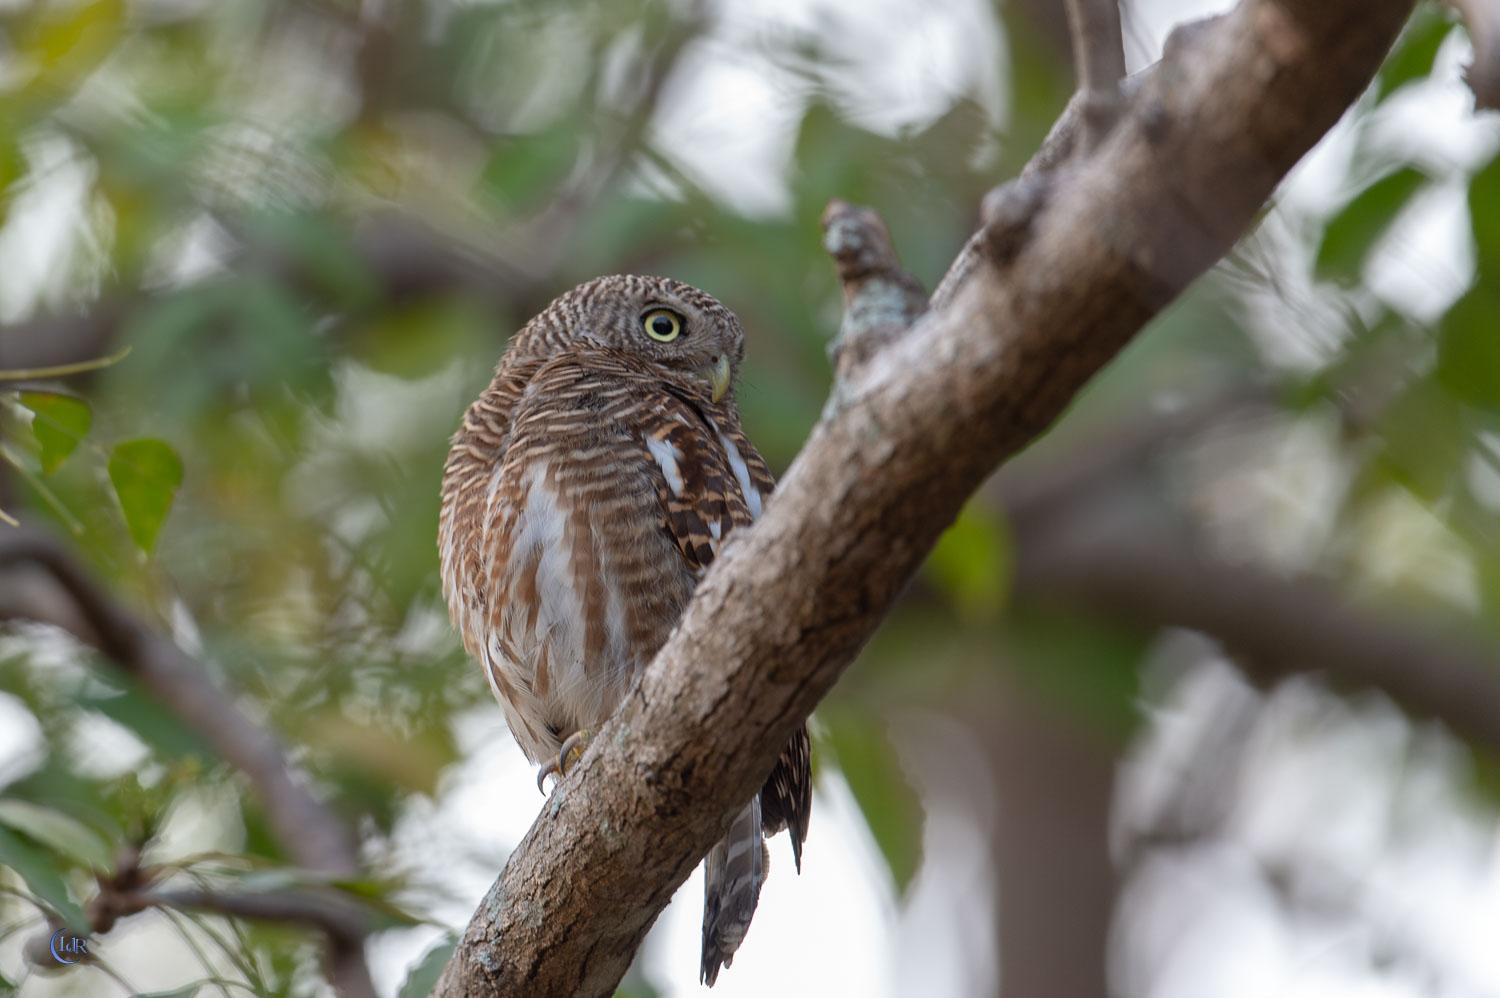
left=821, top=710, right=923, bottom=897
left=0, top=800, right=112, bottom=871
left=482, top=127, right=580, bottom=213
left=353, top=299, right=485, bottom=379
left=241, top=213, right=380, bottom=312
left=118, top=282, right=327, bottom=420
left=1315, top=166, right=1427, bottom=282
left=614, top=971, right=662, bottom=998
left=399, top=936, right=457, bottom=998
left=14, top=0, right=124, bottom=100
left=1001, top=608, right=1149, bottom=739
left=18, top=392, right=91, bottom=474
left=107, top=438, right=183, bottom=553
left=1470, top=152, right=1500, bottom=284
left=81, top=683, right=213, bottom=762
left=0, top=825, right=88, bottom=933
left=330, top=876, right=401, bottom=899
left=1375, top=377, right=1469, bottom=499
left=1437, top=287, right=1500, bottom=411
left=0, top=121, right=20, bottom=216
left=304, top=713, right=456, bottom=797
left=1375, top=7, right=1455, bottom=101
left=134, top=986, right=200, bottom=998
left=235, top=869, right=308, bottom=893
left=924, top=503, right=1011, bottom=622
left=347, top=892, right=426, bottom=930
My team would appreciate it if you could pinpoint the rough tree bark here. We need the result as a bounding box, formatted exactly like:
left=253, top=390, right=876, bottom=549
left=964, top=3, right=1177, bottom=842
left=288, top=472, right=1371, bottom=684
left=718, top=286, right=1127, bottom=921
left=433, top=1, right=1426, bottom=994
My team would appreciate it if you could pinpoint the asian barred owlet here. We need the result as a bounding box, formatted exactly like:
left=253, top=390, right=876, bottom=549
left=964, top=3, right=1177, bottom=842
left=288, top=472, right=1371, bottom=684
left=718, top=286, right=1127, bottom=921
left=438, top=274, right=812, bottom=985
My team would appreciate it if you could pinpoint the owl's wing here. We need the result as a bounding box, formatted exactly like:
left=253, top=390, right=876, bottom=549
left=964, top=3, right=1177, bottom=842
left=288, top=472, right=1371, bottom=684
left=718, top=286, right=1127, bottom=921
left=643, top=406, right=751, bottom=573
left=641, top=393, right=812, bottom=872
left=712, top=424, right=811, bottom=865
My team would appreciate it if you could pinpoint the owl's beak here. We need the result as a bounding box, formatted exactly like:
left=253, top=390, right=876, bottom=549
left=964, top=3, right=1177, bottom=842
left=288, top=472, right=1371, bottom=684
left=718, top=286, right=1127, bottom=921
left=707, top=354, right=731, bottom=403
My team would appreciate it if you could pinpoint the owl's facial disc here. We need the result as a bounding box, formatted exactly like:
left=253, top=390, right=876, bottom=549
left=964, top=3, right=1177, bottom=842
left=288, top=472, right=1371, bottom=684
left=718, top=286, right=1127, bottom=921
left=632, top=296, right=739, bottom=401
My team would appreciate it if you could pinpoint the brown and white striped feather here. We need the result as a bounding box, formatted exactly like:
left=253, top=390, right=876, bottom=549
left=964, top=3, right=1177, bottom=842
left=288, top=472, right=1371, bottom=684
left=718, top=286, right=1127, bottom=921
left=439, top=340, right=810, bottom=984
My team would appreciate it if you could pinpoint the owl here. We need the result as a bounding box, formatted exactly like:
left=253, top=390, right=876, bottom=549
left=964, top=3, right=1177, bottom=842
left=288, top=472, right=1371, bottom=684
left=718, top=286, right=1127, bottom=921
left=438, top=274, right=812, bottom=985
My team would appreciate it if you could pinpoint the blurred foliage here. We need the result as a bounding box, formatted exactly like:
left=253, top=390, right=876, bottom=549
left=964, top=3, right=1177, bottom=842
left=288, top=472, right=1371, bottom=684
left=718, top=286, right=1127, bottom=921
left=923, top=501, right=1012, bottom=625
left=1315, top=165, right=1430, bottom=283
left=397, top=937, right=457, bottom=998
left=0, top=0, right=1494, bottom=994
left=106, top=437, right=182, bottom=553
left=0, top=824, right=90, bottom=933
left=817, top=707, right=925, bottom=898
left=16, top=392, right=90, bottom=475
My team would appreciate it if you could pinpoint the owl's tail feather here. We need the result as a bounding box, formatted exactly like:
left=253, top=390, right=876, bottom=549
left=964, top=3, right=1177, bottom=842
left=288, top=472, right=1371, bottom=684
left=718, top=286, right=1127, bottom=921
left=700, top=795, right=766, bottom=986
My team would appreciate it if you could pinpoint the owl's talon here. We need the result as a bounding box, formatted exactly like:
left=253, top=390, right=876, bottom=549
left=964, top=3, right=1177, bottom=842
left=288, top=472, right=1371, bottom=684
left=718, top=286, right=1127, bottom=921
left=536, top=729, right=593, bottom=794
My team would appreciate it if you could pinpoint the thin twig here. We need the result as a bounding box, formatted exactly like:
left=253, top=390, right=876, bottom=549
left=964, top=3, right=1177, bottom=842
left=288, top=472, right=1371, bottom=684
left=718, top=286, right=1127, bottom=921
left=164, top=903, right=267, bottom=995
left=0, top=444, right=85, bottom=535
left=819, top=200, right=928, bottom=382
left=0, top=347, right=132, bottom=382
left=1064, top=0, right=1127, bottom=150
left=1447, top=0, right=1500, bottom=108
left=158, top=906, right=237, bottom=998
left=124, top=889, right=372, bottom=944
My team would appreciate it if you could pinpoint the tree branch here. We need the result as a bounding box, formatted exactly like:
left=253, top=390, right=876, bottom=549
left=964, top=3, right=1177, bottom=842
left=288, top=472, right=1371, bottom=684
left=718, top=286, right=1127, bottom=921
left=1449, top=0, right=1500, bottom=109
left=927, top=67, right=1146, bottom=314
left=1013, top=518, right=1500, bottom=751
left=1064, top=0, right=1127, bottom=149
left=820, top=199, right=928, bottom=381
left=988, top=378, right=1500, bottom=750
left=0, top=531, right=374, bottom=997
left=435, top=1, right=1417, bottom=993
left=118, top=888, right=373, bottom=944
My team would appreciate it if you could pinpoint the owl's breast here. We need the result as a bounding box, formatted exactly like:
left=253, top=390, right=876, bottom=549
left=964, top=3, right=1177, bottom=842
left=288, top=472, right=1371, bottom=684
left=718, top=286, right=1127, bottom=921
left=475, top=451, right=692, bottom=763
left=440, top=352, right=765, bottom=765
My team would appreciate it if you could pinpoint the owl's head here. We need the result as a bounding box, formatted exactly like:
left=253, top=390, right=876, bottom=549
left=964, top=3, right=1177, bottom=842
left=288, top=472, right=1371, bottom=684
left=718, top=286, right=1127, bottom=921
left=511, top=274, right=746, bottom=402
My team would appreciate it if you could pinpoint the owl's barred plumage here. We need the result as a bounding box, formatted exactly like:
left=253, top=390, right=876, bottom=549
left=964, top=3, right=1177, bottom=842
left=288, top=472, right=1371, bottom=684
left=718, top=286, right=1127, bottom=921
left=438, top=274, right=812, bottom=985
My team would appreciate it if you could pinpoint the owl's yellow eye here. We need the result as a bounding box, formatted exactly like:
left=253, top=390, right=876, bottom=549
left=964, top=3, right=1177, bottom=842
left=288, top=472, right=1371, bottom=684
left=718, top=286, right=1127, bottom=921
left=643, top=309, right=683, bottom=343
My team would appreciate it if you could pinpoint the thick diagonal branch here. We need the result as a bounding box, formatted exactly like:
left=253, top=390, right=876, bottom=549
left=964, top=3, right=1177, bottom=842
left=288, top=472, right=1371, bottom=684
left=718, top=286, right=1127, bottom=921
left=434, top=1, right=1416, bottom=994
